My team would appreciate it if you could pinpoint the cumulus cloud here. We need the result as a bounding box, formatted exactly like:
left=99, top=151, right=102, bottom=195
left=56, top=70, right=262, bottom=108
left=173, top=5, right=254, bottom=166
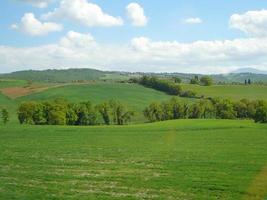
left=183, top=17, right=203, bottom=24
left=11, top=13, right=63, bottom=36
left=42, top=0, right=123, bottom=27
left=1, top=31, right=267, bottom=74
left=17, top=0, right=53, bottom=8
left=126, top=3, right=148, bottom=26
left=230, top=9, right=267, bottom=37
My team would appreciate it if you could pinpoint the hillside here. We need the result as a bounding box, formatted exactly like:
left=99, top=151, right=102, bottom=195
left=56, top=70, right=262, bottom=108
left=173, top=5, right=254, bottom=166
left=17, top=83, right=186, bottom=123
left=1, top=68, right=267, bottom=84
left=0, top=69, right=107, bottom=83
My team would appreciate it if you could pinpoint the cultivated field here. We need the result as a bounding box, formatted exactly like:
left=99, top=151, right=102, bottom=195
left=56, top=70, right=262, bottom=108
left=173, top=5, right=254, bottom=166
left=181, top=84, right=267, bottom=100
left=0, top=120, right=266, bottom=199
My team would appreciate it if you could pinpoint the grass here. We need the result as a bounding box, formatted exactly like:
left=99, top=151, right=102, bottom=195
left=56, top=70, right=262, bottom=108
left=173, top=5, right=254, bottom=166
left=0, top=119, right=266, bottom=199
left=0, top=79, right=27, bottom=89
left=181, top=84, right=267, bottom=100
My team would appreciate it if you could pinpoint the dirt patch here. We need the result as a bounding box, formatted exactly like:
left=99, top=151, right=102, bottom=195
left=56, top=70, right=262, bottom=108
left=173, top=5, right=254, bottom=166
left=0, top=82, right=93, bottom=99
left=0, top=84, right=63, bottom=99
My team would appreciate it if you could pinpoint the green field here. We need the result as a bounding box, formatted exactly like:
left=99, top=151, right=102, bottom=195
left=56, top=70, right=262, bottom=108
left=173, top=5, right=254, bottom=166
left=181, top=84, right=267, bottom=100
left=0, top=79, right=27, bottom=89
left=0, top=120, right=266, bottom=199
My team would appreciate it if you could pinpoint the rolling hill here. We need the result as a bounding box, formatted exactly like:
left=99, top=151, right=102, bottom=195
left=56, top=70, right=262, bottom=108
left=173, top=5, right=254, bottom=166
left=1, top=68, right=267, bottom=84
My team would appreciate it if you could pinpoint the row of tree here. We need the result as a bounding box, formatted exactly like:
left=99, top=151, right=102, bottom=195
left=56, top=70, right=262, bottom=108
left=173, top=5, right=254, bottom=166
left=134, top=76, right=197, bottom=98
left=17, top=99, right=134, bottom=126
left=144, top=98, right=267, bottom=123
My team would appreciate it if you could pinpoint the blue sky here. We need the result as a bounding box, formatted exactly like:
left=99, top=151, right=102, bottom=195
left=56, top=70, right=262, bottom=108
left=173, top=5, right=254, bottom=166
left=1, top=0, right=267, bottom=73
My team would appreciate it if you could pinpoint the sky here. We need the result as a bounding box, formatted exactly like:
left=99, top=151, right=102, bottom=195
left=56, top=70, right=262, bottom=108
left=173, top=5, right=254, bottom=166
left=1, top=0, right=267, bottom=74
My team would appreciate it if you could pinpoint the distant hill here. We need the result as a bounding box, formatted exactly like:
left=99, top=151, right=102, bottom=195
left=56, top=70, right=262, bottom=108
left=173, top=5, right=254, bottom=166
left=0, top=68, right=106, bottom=83
left=1, top=68, right=267, bottom=83
left=231, top=68, right=267, bottom=75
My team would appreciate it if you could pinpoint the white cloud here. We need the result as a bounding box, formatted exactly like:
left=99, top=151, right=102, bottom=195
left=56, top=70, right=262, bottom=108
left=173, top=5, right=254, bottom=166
left=59, top=31, right=96, bottom=49
left=126, top=3, right=148, bottom=27
left=183, top=17, right=203, bottom=24
left=42, top=0, right=123, bottom=27
left=1, top=31, right=267, bottom=74
left=11, top=13, right=63, bottom=36
left=17, top=0, right=53, bottom=8
left=230, top=9, right=267, bottom=37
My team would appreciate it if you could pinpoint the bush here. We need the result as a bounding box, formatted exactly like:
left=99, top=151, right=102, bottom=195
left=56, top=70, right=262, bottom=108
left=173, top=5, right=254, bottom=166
left=180, top=90, right=197, bottom=98
left=1, top=108, right=9, bottom=125
left=200, top=76, right=213, bottom=86
left=139, top=76, right=182, bottom=95
left=254, top=103, right=267, bottom=123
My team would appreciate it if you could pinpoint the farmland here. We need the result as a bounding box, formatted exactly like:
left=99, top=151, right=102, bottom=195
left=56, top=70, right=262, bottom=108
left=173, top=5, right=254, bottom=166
left=0, top=120, right=266, bottom=199
left=181, top=84, right=267, bottom=100
left=0, top=76, right=267, bottom=199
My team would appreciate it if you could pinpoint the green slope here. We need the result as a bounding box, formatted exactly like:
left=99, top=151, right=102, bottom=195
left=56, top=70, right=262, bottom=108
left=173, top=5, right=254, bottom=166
left=181, top=84, right=267, bottom=100
left=18, top=83, right=190, bottom=123
left=0, top=79, right=27, bottom=88
left=0, top=120, right=266, bottom=199
left=0, top=69, right=106, bottom=83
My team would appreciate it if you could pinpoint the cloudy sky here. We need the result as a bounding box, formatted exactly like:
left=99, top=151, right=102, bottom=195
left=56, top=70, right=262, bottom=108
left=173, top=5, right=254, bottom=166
left=1, top=0, right=267, bottom=74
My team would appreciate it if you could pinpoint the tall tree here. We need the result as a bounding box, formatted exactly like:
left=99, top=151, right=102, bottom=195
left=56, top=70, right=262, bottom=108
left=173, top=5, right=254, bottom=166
left=1, top=108, right=9, bottom=125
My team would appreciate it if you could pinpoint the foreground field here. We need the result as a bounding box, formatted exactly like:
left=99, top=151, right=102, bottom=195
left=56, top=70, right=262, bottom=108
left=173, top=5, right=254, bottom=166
left=0, top=120, right=266, bottom=200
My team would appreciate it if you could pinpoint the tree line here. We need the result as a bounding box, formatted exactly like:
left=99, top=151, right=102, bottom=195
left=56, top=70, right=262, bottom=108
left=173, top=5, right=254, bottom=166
left=144, top=98, right=267, bottom=123
left=131, top=76, right=197, bottom=98
left=17, top=99, right=134, bottom=126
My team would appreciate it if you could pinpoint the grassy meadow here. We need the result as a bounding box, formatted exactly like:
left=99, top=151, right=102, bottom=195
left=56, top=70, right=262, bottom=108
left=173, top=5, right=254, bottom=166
left=0, top=120, right=267, bottom=199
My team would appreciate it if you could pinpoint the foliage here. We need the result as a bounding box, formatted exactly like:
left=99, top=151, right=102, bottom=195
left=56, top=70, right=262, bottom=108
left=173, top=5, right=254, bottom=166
left=139, top=76, right=182, bottom=95
left=200, top=76, right=213, bottom=86
left=173, top=77, right=182, bottom=83
left=144, top=98, right=267, bottom=123
left=1, top=108, right=9, bottom=124
left=254, top=102, right=267, bottom=123
left=17, top=99, right=134, bottom=126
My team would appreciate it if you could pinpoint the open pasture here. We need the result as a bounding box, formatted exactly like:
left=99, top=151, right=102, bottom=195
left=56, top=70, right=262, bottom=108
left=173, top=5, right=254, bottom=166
left=0, top=120, right=266, bottom=199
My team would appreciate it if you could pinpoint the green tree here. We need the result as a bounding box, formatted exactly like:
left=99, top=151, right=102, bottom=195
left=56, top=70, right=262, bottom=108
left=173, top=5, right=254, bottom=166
left=110, top=100, right=134, bottom=125
left=254, top=104, right=267, bottom=123
left=169, top=98, right=185, bottom=119
left=173, top=77, right=182, bottom=83
left=18, top=101, right=40, bottom=124
left=66, top=104, right=78, bottom=125
left=200, top=76, right=213, bottom=86
left=144, top=102, right=163, bottom=122
left=97, top=102, right=111, bottom=125
left=188, top=102, right=205, bottom=119
left=1, top=108, right=9, bottom=125
left=190, top=78, right=199, bottom=85
left=44, top=101, right=67, bottom=125
left=76, top=102, right=98, bottom=126
left=213, top=98, right=236, bottom=119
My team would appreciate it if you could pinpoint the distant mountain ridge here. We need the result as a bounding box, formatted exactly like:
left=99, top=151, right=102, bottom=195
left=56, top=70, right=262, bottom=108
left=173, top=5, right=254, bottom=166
left=0, top=68, right=107, bottom=83
left=231, top=68, right=267, bottom=75
left=1, top=68, right=267, bottom=83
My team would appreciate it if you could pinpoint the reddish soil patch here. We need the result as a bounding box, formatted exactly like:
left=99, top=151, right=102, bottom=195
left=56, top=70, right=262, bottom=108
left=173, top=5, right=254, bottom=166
left=0, top=84, right=62, bottom=99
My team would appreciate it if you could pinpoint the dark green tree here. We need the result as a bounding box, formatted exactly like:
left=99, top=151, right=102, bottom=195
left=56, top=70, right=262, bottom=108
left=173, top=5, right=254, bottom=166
left=1, top=108, right=9, bottom=125
left=200, top=76, right=213, bottom=86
